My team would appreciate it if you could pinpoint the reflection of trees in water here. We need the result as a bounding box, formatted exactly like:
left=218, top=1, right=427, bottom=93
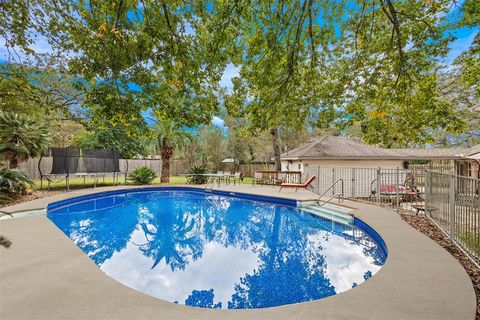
left=52, top=191, right=385, bottom=308
left=363, top=243, right=386, bottom=267
left=309, top=217, right=386, bottom=268
left=206, top=197, right=274, bottom=251
left=132, top=193, right=341, bottom=307
left=134, top=192, right=204, bottom=271
left=52, top=197, right=139, bottom=266
left=185, top=289, right=222, bottom=309
left=135, top=193, right=276, bottom=271
left=228, top=206, right=336, bottom=308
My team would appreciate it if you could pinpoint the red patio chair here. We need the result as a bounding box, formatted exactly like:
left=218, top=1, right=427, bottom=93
left=280, top=175, right=316, bottom=192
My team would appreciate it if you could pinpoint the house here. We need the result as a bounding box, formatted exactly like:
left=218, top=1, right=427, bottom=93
left=281, top=135, right=467, bottom=172
left=455, top=144, right=480, bottom=178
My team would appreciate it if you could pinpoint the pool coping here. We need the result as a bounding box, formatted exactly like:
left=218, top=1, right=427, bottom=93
left=0, top=185, right=476, bottom=320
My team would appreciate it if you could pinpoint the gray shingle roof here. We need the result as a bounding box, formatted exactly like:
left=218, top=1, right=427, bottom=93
left=466, top=144, right=480, bottom=157
left=281, top=135, right=467, bottom=160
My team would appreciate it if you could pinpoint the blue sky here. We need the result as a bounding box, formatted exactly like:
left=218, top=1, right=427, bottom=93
left=444, top=26, right=478, bottom=64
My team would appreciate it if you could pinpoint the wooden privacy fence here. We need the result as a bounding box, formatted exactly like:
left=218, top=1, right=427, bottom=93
left=18, top=158, right=274, bottom=179
left=18, top=158, right=162, bottom=180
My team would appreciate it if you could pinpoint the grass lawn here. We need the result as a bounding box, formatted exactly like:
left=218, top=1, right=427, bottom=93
left=32, top=175, right=254, bottom=191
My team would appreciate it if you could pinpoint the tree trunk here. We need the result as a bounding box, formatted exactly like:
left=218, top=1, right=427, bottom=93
left=161, top=146, right=173, bottom=183
left=270, top=127, right=281, bottom=171
left=161, top=156, right=171, bottom=183
left=9, top=156, right=18, bottom=169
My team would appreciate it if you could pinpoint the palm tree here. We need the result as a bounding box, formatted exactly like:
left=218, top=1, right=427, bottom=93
left=153, top=120, right=192, bottom=183
left=0, top=166, right=33, bottom=201
left=0, top=112, right=51, bottom=169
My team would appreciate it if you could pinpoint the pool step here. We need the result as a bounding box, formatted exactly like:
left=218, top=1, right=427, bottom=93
left=299, top=203, right=354, bottom=226
left=300, top=201, right=353, bottom=213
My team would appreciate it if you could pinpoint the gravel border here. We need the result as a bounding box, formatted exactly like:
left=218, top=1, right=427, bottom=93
left=401, top=214, right=480, bottom=320
left=1, top=190, right=63, bottom=210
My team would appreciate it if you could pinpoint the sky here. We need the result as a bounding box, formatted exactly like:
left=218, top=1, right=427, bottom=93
left=444, top=26, right=478, bottom=64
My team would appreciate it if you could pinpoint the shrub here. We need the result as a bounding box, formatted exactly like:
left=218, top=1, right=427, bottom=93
left=186, top=166, right=209, bottom=184
left=0, top=111, right=51, bottom=169
left=128, top=167, right=157, bottom=185
left=0, top=166, right=33, bottom=204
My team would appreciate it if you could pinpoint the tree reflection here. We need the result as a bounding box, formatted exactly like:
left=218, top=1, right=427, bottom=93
left=185, top=289, right=222, bottom=309
left=134, top=193, right=204, bottom=271
left=49, top=195, right=138, bottom=266
left=48, top=191, right=386, bottom=309
left=228, top=206, right=336, bottom=308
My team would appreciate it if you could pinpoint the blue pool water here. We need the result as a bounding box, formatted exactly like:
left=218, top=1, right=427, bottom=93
left=47, top=188, right=387, bottom=309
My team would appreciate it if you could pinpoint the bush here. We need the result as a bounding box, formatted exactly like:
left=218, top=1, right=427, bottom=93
left=0, top=166, right=33, bottom=204
left=128, top=167, right=157, bottom=185
left=0, top=111, right=51, bottom=169
left=186, top=166, right=209, bottom=184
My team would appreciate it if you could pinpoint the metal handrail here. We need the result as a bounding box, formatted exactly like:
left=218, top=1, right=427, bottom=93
left=316, top=178, right=344, bottom=206
left=317, top=193, right=343, bottom=207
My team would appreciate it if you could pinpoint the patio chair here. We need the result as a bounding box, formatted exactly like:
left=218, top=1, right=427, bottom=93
left=273, top=172, right=286, bottom=185
left=279, top=175, right=316, bottom=192
left=228, top=172, right=243, bottom=186
left=216, top=171, right=227, bottom=184
left=252, top=172, right=263, bottom=186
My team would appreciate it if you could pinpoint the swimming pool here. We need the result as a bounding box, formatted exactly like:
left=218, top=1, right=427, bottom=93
left=46, top=187, right=387, bottom=309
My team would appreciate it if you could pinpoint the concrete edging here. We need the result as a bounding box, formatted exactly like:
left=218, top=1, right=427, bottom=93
left=0, top=185, right=476, bottom=320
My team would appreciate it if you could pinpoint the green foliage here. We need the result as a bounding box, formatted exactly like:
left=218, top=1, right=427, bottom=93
left=0, top=166, right=33, bottom=204
left=1, top=0, right=477, bottom=149
left=186, top=166, right=209, bottom=184
left=0, top=1, right=231, bottom=132
left=344, top=74, right=466, bottom=147
left=222, top=0, right=468, bottom=147
left=0, top=59, right=83, bottom=119
left=455, top=0, right=479, bottom=100
left=0, top=112, right=52, bottom=168
left=128, top=167, right=157, bottom=185
left=153, top=120, right=193, bottom=157
left=152, top=120, right=193, bottom=183
left=74, top=126, right=148, bottom=159
left=181, top=126, right=227, bottom=170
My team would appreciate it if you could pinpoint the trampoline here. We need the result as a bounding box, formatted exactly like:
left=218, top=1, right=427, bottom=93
left=39, top=147, right=128, bottom=190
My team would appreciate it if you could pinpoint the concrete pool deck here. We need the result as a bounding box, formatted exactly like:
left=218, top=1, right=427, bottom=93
left=0, top=184, right=476, bottom=320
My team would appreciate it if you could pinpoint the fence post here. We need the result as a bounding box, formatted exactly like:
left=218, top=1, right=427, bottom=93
left=352, top=168, right=356, bottom=199
left=317, top=166, right=320, bottom=193
left=332, top=167, right=336, bottom=196
left=376, top=167, right=381, bottom=203
left=396, top=167, right=400, bottom=212
left=424, top=169, right=432, bottom=215
left=449, top=174, right=455, bottom=243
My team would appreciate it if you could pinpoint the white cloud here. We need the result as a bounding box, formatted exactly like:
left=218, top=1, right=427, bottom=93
left=211, top=116, right=226, bottom=128
left=101, top=229, right=260, bottom=308
left=219, top=63, right=240, bottom=89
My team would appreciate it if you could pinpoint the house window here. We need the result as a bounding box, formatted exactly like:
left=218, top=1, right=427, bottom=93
left=467, top=162, right=472, bottom=177
left=298, top=163, right=302, bottom=170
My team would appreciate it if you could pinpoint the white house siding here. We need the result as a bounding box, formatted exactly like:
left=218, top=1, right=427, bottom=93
left=281, top=159, right=405, bottom=172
